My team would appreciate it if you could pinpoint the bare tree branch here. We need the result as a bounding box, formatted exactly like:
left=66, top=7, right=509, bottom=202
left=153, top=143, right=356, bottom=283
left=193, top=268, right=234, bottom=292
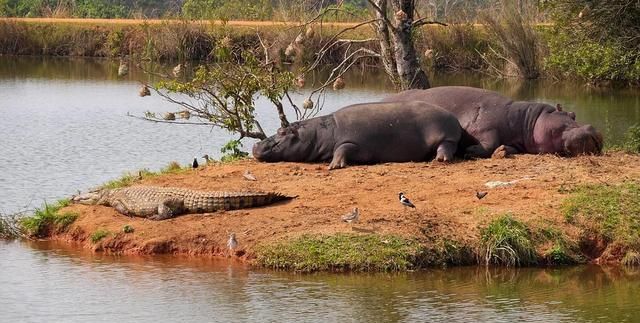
left=412, top=18, right=448, bottom=27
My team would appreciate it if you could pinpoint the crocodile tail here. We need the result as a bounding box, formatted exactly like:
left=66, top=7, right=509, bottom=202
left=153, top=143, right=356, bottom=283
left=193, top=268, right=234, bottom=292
left=228, top=192, right=296, bottom=210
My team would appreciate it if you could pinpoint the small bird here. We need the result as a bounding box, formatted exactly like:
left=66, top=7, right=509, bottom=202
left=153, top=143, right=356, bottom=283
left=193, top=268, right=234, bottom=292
left=342, top=207, right=359, bottom=223
left=192, top=157, right=199, bottom=169
left=243, top=169, right=257, bottom=181
left=227, top=233, right=238, bottom=253
left=202, top=154, right=212, bottom=164
left=476, top=191, right=488, bottom=200
left=399, top=192, right=416, bottom=209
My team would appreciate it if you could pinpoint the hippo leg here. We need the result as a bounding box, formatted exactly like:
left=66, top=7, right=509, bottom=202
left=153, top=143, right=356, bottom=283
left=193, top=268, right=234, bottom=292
left=464, top=131, right=500, bottom=159
left=329, top=143, right=361, bottom=170
left=435, top=140, right=457, bottom=162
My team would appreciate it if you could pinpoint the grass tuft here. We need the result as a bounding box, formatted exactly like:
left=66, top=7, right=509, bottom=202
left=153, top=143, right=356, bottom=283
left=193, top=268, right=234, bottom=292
left=480, top=214, right=537, bottom=266
left=101, top=161, right=187, bottom=189
left=20, top=199, right=76, bottom=238
left=622, top=250, right=640, bottom=266
left=256, top=234, right=425, bottom=272
left=90, top=229, right=110, bottom=243
left=562, top=182, right=640, bottom=252
left=122, top=225, right=134, bottom=234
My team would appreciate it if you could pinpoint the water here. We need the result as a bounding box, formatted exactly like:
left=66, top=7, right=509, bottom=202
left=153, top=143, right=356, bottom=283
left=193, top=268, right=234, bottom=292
left=2, top=57, right=640, bottom=322
left=2, top=240, right=640, bottom=322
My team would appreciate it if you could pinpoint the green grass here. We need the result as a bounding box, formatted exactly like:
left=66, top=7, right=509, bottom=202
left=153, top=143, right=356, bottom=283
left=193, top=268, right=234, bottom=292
left=90, top=229, right=110, bottom=243
left=20, top=199, right=77, bottom=238
left=101, top=161, right=187, bottom=189
left=536, top=225, right=581, bottom=265
left=480, top=214, right=537, bottom=266
left=256, top=234, right=427, bottom=272
left=622, top=124, right=640, bottom=153
left=122, top=225, right=134, bottom=234
left=562, top=182, right=640, bottom=262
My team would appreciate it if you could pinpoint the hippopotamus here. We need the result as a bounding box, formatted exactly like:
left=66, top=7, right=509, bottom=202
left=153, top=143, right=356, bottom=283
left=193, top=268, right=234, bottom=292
left=382, top=86, right=603, bottom=158
left=252, top=101, right=462, bottom=169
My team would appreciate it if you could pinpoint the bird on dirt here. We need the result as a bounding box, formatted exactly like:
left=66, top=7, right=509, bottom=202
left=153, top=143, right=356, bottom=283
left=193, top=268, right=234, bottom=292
left=227, top=233, right=238, bottom=253
left=202, top=154, right=212, bottom=165
left=243, top=170, right=257, bottom=181
left=342, top=207, right=359, bottom=223
left=192, top=157, right=199, bottom=169
left=399, top=192, right=416, bottom=209
left=476, top=191, right=488, bottom=200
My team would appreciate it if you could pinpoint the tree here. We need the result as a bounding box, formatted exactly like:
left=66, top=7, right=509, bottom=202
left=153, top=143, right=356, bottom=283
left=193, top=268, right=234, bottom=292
left=292, top=0, right=445, bottom=93
left=137, top=42, right=315, bottom=141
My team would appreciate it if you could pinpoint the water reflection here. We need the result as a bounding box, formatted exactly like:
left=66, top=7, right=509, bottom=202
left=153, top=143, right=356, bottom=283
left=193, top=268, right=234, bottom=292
left=2, top=240, right=639, bottom=322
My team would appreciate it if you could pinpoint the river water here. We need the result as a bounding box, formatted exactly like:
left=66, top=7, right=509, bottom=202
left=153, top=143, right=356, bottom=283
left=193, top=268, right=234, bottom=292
left=1, top=57, right=640, bottom=322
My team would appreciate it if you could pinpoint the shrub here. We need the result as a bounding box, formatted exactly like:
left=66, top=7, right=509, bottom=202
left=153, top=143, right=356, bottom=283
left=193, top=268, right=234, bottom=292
left=622, top=124, right=640, bottom=153
left=480, top=214, right=537, bottom=266
left=90, top=229, right=110, bottom=243
left=20, top=199, right=72, bottom=237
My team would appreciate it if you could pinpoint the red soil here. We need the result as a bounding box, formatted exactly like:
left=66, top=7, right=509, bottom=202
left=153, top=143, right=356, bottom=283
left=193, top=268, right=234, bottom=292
left=56, top=152, right=640, bottom=263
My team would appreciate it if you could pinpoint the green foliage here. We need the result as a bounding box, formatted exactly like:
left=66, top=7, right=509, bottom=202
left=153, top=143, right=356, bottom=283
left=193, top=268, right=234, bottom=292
left=54, top=212, right=78, bottom=231
left=220, top=140, right=249, bottom=162
left=256, top=234, right=425, bottom=272
left=154, top=50, right=295, bottom=140
left=20, top=199, right=76, bottom=237
left=545, top=32, right=640, bottom=82
left=544, top=0, right=640, bottom=82
left=562, top=182, right=640, bottom=248
left=480, top=214, right=537, bottom=266
left=90, top=229, right=110, bottom=243
left=622, top=124, right=640, bottom=153
left=122, top=225, right=134, bottom=234
left=182, top=0, right=272, bottom=20
left=101, top=161, right=186, bottom=189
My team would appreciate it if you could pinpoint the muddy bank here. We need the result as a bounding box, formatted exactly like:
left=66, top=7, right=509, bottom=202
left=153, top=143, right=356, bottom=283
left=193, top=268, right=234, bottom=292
left=44, top=152, right=640, bottom=270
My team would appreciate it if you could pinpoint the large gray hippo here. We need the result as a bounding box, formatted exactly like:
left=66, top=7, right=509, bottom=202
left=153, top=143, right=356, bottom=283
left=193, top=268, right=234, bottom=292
left=383, top=86, right=603, bottom=158
left=252, top=101, right=462, bottom=169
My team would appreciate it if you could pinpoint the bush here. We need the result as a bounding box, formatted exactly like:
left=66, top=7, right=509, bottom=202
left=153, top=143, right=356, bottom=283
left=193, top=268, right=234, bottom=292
left=90, top=229, right=110, bottom=243
left=480, top=214, right=537, bottom=266
left=20, top=199, right=75, bottom=237
left=220, top=140, right=249, bottom=163
left=622, top=124, right=640, bottom=153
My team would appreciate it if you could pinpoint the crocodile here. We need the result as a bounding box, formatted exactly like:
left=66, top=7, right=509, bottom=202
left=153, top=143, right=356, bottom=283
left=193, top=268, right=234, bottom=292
left=71, top=186, right=295, bottom=220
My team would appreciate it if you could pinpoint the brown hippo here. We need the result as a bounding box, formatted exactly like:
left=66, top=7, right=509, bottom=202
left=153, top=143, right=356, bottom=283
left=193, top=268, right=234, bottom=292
left=252, top=101, right=462, bottom=169
left=383, top=86, right=603, bottom=158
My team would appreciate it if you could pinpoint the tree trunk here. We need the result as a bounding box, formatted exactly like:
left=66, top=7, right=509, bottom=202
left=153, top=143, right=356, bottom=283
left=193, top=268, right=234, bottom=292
left=374, top=0, right=431, bottom=90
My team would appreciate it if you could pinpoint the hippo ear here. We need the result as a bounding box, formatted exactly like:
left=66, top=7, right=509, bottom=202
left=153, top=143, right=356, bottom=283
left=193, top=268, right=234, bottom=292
left=277, top=128, right=287, bottom=136
left=291, top=127, right=299, bottom=137
left=568, top=112, right=576, bottom=120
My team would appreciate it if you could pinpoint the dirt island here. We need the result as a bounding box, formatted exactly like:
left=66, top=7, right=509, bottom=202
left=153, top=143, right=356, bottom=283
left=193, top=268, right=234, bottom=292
left=48, top=152, right=640, bottom=271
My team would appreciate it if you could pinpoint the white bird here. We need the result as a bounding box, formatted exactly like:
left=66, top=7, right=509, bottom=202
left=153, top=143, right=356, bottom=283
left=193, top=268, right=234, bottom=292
left=243, top=169, right=257, bottom=181
left=399, top=192, right=416, bottom=209
left=342, top=207, right=359, bottom=223
left=227, top=233, right=238, bottom=252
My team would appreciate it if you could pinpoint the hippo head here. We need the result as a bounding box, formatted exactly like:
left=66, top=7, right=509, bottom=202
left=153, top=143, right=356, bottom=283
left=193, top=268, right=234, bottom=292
left=252, top=123, right=314, bottom=162
left=534, top=108, right=603, bottom=156
left=562, top=125, right=603, bottom=156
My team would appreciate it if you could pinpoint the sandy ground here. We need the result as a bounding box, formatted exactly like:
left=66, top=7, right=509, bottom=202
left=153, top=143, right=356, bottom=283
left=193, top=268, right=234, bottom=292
left=57, top=152, right=640, bottom=262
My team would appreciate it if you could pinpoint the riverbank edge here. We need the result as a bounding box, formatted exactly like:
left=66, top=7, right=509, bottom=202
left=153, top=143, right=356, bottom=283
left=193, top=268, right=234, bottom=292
left=10, top=153, right=640, bottom=272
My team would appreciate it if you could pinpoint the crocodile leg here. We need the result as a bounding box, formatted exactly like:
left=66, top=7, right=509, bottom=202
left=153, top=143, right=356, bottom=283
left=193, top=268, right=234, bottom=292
left=151, top=198, right=185, bottom=221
